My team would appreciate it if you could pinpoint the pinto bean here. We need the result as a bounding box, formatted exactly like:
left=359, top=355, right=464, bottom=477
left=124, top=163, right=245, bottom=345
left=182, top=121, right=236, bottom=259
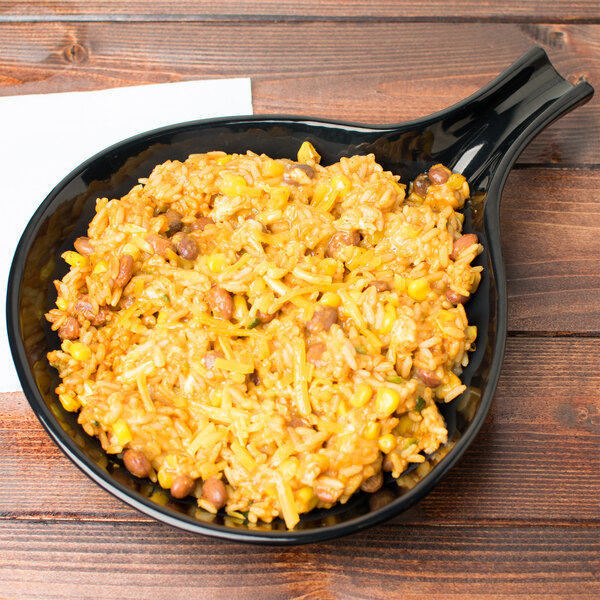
left=360, top=471, right=384, bottom=493
left=201, top=350, right=224, bottom=369
left=113, top=254, right=134, bottom=289
left=74, top=236, right=94, bottom=256
left=306, top=342, right=327, bottom=367
left=367, top=280, right=391, bottom=293
left=314, top=479, right=344, bottom=504
left=73, top=295, right=111, bottom=326
left=206, top=286, right=233, bottom=320
left=412, top=173, right=430, bottom=197
left=119, top=296, right=135, bottom=310
left=428, top=164, right=451, bottom=185
left=123, top=448, right=151, bottom=479
left=202, top=477, right=227, bottom=509
left=170, top=474, right=195, bottom=499
left=326, top=230, right=360, bottom=258
left=178, top=235, right=199, bottom=260
left=382, top=455, right=394, bottom=472
left=145, top=233, right=176, bottom=258
left=283, top=163, right=315, bottom=185
left=249, top=370, right=260, bottom=386
left=450, top=233, right=479, bottom=260
left=256, top=310, right=275, bottom=324
left=416, top=368, right=442, bottom=387
left=57, top=316, right=80, bottom=340
left=306, top=306, right=338, bottom=334
left=446, top=288, right=469, bottom=305
left=164, top=209, right=183, bottom=235
left=190, top=216, right=214, bottom=232
left=289, top=414, right=308, bottom=428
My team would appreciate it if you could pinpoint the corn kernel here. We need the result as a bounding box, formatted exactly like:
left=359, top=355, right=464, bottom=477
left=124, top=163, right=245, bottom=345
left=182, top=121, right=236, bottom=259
left=320, top=292, right=341, bottom=308
left=366, top=230, right=384, bottom=245
left=465, top=325, right=477, bottom=343
left=62, top=251, right=89, bottom=268
left=447, top=371, right=462, bottom=387
left=264, top=484, right=278, bottom=499
left=59, top=393, right=80, bottom=412
left=331, top=174, right=351, bottom=197
left=336, top=398, right=349, bottom=417
left=408, top=277, right=431, bottom=302
left=218, top=173, right=247, bottom=197
left=112, top=419, right=132, bottom=446
left=122, top=242, right=141, bottom=261
left=378, top=303, right=397, bottom=335
left=216, top=154, right=232, bottom=166
left=264, top=158, right=285, bottom=177
left=448, top=173, right=466, bottom=190
left=297, top=141, right=321, bottom=164
left=278, top=457, right=299, bottom=480
left=311, top=179, right=329, bottom=206
left=206, top=253, right=228, bottom=273
left=249, top=277, right=266, bottom=294
left=350, top=383, right=373, bottom=408
left=55, top=297, right=68, bottom=311
left=68, top=342, right=92, bottom=361
left=156, top=309, right=168, bottom=324
left=378, top=433, right=397, bottom=454
left=321, top=258, right=338, bottom=277
left=296, top=486, right=318, bottom=513
left=364, top=421, right=381, bottom=440
left=92, top=260, right=109, bottom=275
left=375, top=387, right=401, bottom=417
left=233, top=295, right=249, bottom=321
left=157, top=468, right=173, bottom=489
left=268, top=185, right=290, bottom=209
left=397, top=414, right=414, bottom=435
left=408, top=192, right=424, bottom=204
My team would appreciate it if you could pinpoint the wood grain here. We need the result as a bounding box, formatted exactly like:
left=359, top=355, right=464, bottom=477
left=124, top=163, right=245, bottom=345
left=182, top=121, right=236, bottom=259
left=0, top=519, right=598, bottom=600
left=0, top=0, right=599, bottom=21
left=2, top=339, right=598, bottom=524
left=0, top=22, right=597, bottom=165
left=502, top=169, right=600, bottom=332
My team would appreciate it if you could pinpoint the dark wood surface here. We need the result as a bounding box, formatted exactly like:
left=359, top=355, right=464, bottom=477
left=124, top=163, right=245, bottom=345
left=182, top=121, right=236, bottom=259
left=1, top=3, right=599, bottom=598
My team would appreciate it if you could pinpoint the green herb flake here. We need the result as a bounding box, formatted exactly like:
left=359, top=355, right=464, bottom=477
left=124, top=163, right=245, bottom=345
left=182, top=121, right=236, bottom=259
left=246, top=317, right=260, bottom=329
left=404, top=438, right=418, bottom=449
left=161, top=293, right=170, bottom=305
left=355, top=346, right=367, bottom=355
left=415, top=395, right=426, bottom=413
left=91, top=420, right=99, bottom=427
left=386, top=375, right=404, bottom=384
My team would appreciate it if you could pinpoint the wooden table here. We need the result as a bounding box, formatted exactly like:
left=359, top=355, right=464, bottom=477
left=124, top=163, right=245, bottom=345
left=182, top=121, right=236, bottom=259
left=1, top=2, right=599, bottom=598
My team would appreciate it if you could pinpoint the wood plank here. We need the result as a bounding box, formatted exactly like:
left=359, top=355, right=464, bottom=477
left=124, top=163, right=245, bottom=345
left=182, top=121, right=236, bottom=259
left=0, top=22, right=597, bottom=165
left=0, top=519, right=598, bottom=600
left=0, top=0, right=599, bottom=21
left=502, top=169, right=600, bottom=332
left=2, top=338, right=598, bottom=524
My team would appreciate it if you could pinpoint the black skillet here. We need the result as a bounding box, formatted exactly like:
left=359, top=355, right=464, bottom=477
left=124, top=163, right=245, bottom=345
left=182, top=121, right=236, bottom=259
left=7, top=46, right=594, bottom=544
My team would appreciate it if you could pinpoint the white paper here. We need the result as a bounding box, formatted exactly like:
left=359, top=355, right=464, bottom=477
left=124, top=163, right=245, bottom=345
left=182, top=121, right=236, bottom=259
left=1, top=78, right=253, bottom=392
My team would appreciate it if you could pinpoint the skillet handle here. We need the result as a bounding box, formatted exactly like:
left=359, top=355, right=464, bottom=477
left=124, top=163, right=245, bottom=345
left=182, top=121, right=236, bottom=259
left=446, top=45, right=594, bottom=188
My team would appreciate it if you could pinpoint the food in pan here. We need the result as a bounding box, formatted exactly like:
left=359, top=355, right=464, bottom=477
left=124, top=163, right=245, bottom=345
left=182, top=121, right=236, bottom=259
left=46, top=142, right=482, bottom=528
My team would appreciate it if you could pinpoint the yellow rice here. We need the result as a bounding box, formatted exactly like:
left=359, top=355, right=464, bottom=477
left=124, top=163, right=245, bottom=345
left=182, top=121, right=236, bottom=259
left=46, top=143, right=482, bottom=529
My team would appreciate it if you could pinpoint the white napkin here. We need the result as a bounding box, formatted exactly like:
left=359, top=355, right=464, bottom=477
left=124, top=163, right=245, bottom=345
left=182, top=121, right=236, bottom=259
left=1, top=78, right=253, bottom=392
